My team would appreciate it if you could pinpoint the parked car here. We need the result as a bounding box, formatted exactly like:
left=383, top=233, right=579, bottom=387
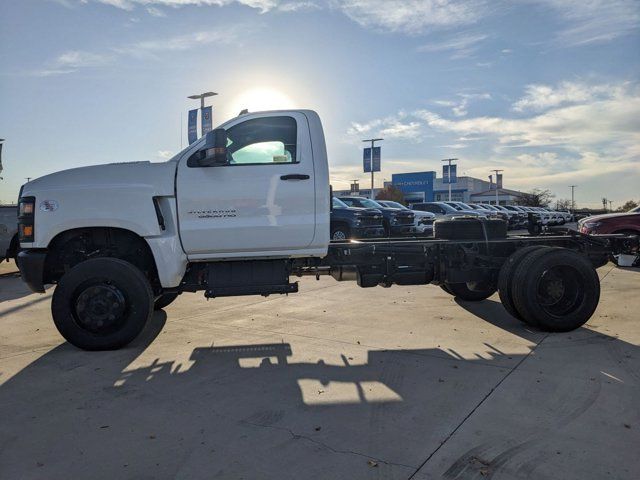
left=338, top=196, right=415, bottom=236
left=502, top=205, right=529, bottom=227
left=376, top=200, right=436, bottom=236
left=555, top=210, right=574, bottom=223
left=476, top=204, right=513, bottom=227
left=410, top=201, right=483, bottom=219
left=1, top=205, right=18, bottom=260
left=578, top=212, right=640, bottom=235
left=330, top=197, right=385, bottom=241
left=444, top=201, right=489, bottom=218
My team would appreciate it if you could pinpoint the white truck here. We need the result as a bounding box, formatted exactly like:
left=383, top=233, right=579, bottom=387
left=16, top=110, right=638, bottom=351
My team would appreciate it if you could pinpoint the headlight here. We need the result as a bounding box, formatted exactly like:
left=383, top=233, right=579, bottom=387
left=18, top=196, right=36, bottom=242
left=584, top=221, right=601, bottom=228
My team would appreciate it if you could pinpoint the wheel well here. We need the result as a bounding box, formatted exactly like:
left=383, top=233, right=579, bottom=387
left=44, top=227, right=161, bottom=291
left=331, top=221, right=350, bottom=232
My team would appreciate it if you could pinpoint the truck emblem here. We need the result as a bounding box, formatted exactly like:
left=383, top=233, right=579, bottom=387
left=39, top=200, right=59, bottom=212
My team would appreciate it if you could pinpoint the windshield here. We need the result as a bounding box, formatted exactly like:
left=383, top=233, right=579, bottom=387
left=445, top=202, right=464, bottom=210
left=332, top=197, right=348, bottom=208
left=630, top=206, right=640, bottom=213
left=382, top=201, right=407, bottom=209
left=358, top=198, right=383, bottom=209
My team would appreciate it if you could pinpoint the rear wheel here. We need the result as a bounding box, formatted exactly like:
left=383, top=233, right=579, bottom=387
left=511, top=248, right=600, bottom=332
left=52, top=257, right=154, bottom=350
left=443, top=281, right=496, bottom=301
left=497, top=245, right=547, bottom=323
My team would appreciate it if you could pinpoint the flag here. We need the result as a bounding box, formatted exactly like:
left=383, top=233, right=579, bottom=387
left=201, top=106, right=213, bottom=136
left=188, top=109, right=198, bottom=145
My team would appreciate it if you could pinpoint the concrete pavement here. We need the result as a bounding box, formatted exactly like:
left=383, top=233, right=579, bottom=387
left=1, top=259, right=638, bottom=479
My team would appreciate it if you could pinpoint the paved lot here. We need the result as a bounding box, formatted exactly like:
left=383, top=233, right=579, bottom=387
left=1, top=259, right=638, bottom=480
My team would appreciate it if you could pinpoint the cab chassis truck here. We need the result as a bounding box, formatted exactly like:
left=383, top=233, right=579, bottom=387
left=15, top=110, right=639, bottom=351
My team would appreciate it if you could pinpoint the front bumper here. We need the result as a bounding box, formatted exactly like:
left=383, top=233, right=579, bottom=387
left=16, top=249, right=47, bottom=293
left=389, top=225, right=416, bottom=236
left=353, top=226, right=386, bottom=238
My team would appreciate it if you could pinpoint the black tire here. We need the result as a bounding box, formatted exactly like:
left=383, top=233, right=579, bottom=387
left=52, top=257, right=154, bottom=351
left=497, top=245, right=547, bottom=323
left=154, top=292, right=179, bottom=310
left=330, top=225, right=350, bottom=241
left=444, top=281, right=496, bottom=301
left=434, top=217, right=508, bottom=240
left=511, top=248, right=600, bottom=332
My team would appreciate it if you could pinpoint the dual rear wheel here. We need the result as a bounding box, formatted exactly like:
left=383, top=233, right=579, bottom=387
left=440, top=246, right=600, bottom=332
left=498, top=247, right=600, bottom=331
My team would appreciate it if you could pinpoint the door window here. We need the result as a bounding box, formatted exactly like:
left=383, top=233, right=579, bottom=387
left=226, top=116, right=297, bottom=165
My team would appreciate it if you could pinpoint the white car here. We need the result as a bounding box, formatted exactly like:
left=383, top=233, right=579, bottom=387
left=377, top=200, right=436, bottom=235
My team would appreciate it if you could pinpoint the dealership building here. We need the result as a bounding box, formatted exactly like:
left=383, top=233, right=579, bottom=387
left=333, top=167, right=526, bottom=206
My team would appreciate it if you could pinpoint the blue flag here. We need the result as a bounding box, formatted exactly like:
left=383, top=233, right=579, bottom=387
left=363, top=147, right=372, bottom=173
left=188, top=109, right=198, bottom=145
left=372, top=146, right=381, bottom=172
left=201, top=106, right=213, bottom=136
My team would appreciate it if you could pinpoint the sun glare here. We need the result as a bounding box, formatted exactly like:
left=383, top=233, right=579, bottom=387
left=230, top=87, right=296, bottom=114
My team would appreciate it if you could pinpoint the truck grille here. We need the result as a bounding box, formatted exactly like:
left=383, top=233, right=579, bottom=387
left=359, top=215, right=383, bottom=226
left=395, top=214, right=414, bottom=225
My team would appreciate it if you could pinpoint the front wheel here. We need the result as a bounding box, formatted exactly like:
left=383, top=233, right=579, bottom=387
left=330, top=225, right=350, bottom=241
left=52, top=257, right=154, bottom=351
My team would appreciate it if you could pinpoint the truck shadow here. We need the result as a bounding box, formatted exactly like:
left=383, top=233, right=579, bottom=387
left=0, top=311, right=638, bottom=479
left=0, top=270, right=40, bottom=303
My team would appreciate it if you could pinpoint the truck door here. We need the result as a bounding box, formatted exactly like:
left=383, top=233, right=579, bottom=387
left=176, top=112, right=316, bottom=258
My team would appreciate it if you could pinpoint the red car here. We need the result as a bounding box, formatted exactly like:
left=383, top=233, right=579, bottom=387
left=579, top=210, right=640, bottom=235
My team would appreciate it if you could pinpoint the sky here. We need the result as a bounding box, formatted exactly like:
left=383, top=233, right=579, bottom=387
left=0, top=0, right=639, bottom=208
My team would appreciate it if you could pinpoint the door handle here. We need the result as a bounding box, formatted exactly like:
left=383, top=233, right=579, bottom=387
left=280, top=174, right=310, bottom=181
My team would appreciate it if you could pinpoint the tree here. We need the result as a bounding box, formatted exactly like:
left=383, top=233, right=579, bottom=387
left=519, top=188, right=555, bottom=207
left=556, top=198, right=572, bottom=210
left=375, top=185, right=405, bottom=204
left=617, top=200, right=638, bottom=212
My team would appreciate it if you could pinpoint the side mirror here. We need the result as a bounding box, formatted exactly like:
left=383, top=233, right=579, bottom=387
left=199, top=128, right=228, bottom=167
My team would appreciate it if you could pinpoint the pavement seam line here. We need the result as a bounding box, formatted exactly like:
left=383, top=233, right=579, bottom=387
left=406, top=333, right=550, bottom=480
left=241, top=420, right=417, bottom=470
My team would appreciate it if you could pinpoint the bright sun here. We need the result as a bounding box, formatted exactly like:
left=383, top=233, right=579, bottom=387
left=230, top=87, right=295, bottom=114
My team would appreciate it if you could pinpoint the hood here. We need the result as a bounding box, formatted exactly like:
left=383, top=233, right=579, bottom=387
left=580, top=212, right=639, bottom=223
left=21, top=161, right=177, bottom=197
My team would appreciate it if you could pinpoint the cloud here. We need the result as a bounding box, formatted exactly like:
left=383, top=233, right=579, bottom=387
left=89, top=0, right=316, bottom=14
left=34, top=26, right=244, bottom=75
left=417, top=33, right=488, bottom=58
left=146, top=6, right=166, bottom=16
left=512, top=81, right=626, bottom=112
left=335, top=0, right=486, bottom=34
left=434, top=92, right=491, bottom=117
left=31, top=50, right=113, bottom=76
left=348, top=81, right=640, bottom=186
left=117, top=27, right=243, bottom=57
left=533, top=0, right=640, bottom=46
left=347, top=114, right=423, bottom=141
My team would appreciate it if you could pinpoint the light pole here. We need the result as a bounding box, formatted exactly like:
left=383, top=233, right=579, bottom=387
left=569, top=185, right=577, bottom=213
left=491, top=169, right=504, bottom=205
left=188, top=91, right=217, bottom=110
left=441, top=158, right=458, bottom=201
left=363, top=138, right=383, bottom=199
